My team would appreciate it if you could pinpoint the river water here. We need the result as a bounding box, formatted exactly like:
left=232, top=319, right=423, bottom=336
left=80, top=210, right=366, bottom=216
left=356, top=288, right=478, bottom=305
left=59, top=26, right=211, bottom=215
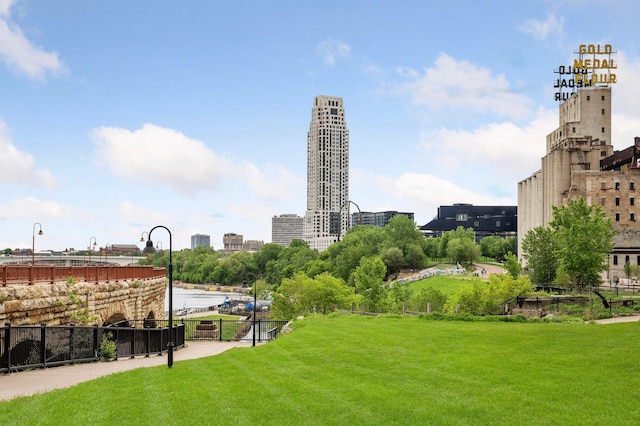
left=164, top=287, right=247, bottom=311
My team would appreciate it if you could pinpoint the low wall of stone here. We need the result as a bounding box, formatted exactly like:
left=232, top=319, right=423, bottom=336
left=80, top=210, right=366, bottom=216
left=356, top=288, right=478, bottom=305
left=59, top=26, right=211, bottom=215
left=0, top=277, right=166, bottom=326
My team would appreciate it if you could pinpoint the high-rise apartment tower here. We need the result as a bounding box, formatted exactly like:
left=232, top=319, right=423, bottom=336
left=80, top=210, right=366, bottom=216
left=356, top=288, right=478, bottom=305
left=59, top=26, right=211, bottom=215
left=303, top=95, right=349, bottom=251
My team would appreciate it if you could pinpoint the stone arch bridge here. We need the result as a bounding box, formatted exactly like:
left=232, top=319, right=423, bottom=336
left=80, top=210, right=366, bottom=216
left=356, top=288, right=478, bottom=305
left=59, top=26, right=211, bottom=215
left=0, top=265, right=166, bottom=326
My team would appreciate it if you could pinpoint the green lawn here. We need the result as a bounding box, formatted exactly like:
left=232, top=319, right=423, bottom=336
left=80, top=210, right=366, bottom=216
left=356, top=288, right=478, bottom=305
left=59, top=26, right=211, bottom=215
left=410, top=274, right=475, bottom=295
left=1, top=314, right=639, bottom=425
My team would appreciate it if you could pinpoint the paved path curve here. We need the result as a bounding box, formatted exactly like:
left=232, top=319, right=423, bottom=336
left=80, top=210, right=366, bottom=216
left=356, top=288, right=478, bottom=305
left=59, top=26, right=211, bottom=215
left=0, top=341, right=251, bottom=401
left=474, top=263, right=506, bottom=275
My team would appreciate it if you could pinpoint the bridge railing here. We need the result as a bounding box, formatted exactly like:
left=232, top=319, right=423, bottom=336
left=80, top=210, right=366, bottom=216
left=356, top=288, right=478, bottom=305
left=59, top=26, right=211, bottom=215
left=1, top=265, right=167, bottom=286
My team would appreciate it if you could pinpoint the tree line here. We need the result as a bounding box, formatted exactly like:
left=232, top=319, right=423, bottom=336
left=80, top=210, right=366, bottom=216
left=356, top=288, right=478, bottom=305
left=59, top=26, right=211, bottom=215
left=142, top=198, right=614, bottom=318
left=141, top=215, right=522, bottom=316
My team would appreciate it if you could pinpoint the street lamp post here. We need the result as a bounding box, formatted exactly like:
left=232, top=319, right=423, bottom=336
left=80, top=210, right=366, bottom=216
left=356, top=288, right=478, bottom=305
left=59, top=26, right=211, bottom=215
left=88, top=236, right=97, bottom=265
left=32, top=222, right=43, bottom=265
left=103, top=243, right=111, bottom=264
left=143, top=226, right=173, bottom=368
left=253, top=276, right=257, bottom=347
left=336, top=200, right=361, bottom=242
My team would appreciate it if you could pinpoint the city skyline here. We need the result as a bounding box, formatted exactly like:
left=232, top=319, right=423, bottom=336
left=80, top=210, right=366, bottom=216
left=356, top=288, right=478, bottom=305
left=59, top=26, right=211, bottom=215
left=4, top=1, right=640, bottom=251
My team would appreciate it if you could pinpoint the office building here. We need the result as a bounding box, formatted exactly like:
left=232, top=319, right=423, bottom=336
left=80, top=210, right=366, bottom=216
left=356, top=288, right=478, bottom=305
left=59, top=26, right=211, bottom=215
left=420, top=204, right=516, bottom=241
left=190, top=234, right=211, bottom=250
left=223, top=233, right=243, bottom=252
left=351, top=211, right=415, bottom=228
left=272, top=214, right=304, bottom=247
left=303, top=95, right=349, bottom=251
left=243, top=240, right=265, bottom=252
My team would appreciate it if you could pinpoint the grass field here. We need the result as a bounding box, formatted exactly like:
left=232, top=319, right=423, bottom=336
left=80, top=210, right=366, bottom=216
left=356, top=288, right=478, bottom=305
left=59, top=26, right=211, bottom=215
left=1, top=314, right=638, bottom=425
left=410, top=274, right=475, bottom=295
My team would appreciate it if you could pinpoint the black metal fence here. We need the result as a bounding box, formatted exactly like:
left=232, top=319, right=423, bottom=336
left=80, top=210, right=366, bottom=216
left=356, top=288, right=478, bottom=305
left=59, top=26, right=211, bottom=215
left=1, top=317, right=289, bottom=374
left=179, top=318, right=289, bottom=342
left=1, top=322, right=185, bottom=374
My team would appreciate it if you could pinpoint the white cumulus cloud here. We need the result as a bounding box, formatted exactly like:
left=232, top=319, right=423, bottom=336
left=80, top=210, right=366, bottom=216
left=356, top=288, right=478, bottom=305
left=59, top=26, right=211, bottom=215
left=0, top=196, right=80, bottom=220
left=518, top=12, right=564, bottom=41
left=0, top=119, right=56, bottom=187
left=395, top=53, right=533, bottom=120
left=316, top=38, right=351, bottom=66
left=240, top=161, right=305, bottom=202
left=92, top=123, right=234, bottom=196
left=418, top=107, right=556, bottom=187
left=0, top=0, right=66, bottom=80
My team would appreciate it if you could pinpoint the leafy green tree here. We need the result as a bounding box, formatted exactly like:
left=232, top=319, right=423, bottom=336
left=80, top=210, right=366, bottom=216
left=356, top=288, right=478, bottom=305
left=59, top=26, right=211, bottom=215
left=422, top=237, right=440, bottom=259
left=326, top=226, right=386, bottom=282
left=302, top=259, right=331, bottom=278
left=252, top=243, right=283, bottom=276
left=383, top=215, right=424, bottom=254
left=212, top=260, right=235, bottom=285
left=351, top=256, right=387, bottom=312
left=440, top=227, right=475, bottom=258
left=388, top=281, right=412, bottom=313
left=308, top=273, right=356, bottom=314
left=484, top=273, right=533, bottom=313
left=264, top=240, right=318, bottom=287
left=411, top=287, right=447, bottom=313
left=447, top=280, right=486, bottom=315
left=271, top=272, right=355, bottom=318
left=549, top=197, right=614, bottom=290
left=503, top=252, right=521, bottom=279
left=271, top=273, right=312, bottom=318
left=446, top=238, right=480, bottom=266
left=480, top=235, right=514, bottom=261
left=521, top=226, right=558, bottom=285
left=404, top=243, right=427, bottom=270
left=381, top=247, right=404, bottom=276
left=447, top=274, right=532, bottom=315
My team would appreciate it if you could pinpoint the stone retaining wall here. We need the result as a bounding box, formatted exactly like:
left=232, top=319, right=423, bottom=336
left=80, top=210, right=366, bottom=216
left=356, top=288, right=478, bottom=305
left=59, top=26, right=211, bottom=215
left=0, top=277, right=166, bottom=326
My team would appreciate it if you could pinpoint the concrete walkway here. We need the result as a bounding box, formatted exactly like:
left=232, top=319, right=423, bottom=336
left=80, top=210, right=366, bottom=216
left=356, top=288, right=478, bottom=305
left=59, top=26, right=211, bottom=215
left=0, top=341, right=251, bottom=401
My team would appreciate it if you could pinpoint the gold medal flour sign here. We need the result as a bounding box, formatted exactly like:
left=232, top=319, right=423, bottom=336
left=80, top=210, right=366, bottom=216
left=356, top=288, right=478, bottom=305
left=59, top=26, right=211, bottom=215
left=554, top=44, right=617, bottom=102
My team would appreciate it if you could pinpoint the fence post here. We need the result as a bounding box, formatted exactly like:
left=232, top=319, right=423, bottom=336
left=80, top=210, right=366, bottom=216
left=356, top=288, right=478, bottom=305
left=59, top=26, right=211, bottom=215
left=4, top=322, right=11, bottom=373
left=258, top=319, right=262, bottom=343
left=93, top=324, right=99, bottom=360
left=219, top=318, right=223, bottom=342
left=146, top=327, right=150, bottom=358
left=130, top=326, right=135, bottom=358
left=114, top=326, right=119, bottom=360
left=69, top=323, right=75, bottom=364
left=40, top=322, right=46, bottom=367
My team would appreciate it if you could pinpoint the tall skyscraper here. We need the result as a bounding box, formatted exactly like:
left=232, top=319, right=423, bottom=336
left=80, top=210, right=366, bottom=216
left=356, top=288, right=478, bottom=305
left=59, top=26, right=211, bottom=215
left=303, top=95, right=349, bottom=251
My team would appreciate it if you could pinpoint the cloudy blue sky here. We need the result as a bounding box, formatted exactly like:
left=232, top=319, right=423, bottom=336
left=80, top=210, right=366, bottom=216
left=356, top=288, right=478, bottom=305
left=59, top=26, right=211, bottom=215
left=3, top=0, right=640, bottom=252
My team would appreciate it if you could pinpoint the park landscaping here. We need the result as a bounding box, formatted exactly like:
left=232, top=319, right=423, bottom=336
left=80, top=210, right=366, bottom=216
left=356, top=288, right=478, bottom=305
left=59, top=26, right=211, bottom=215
left=1, top=314, right=638, bottom=425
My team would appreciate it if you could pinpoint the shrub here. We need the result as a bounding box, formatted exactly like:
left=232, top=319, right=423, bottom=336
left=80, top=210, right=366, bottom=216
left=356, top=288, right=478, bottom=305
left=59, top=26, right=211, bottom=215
left=99, top=333, right=117, bottom=361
